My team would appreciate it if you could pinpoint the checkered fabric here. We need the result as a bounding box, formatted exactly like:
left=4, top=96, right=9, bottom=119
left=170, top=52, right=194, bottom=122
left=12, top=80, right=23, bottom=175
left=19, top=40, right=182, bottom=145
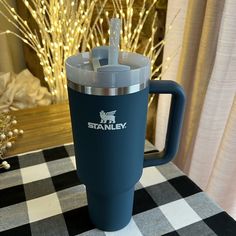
left=1, top=141, right=236, bottom=236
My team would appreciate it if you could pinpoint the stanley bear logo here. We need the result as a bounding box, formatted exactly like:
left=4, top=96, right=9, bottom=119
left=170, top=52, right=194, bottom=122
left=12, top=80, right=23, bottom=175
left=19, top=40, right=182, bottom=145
left=100, top=110, right=116, bottom=124
left=88, top=110, right=127, bottom=131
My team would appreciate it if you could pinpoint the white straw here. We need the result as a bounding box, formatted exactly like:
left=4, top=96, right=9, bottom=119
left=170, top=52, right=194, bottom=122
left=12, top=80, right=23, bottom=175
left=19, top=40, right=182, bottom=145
left=108, top=18, right=121, bottom=65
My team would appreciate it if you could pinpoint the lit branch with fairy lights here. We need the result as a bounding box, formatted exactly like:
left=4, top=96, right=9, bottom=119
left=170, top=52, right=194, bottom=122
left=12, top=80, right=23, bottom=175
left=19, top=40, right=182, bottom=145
left=0, top=0, right=179, bottom=106
left=0, top=112, right=24, bottom=170
left=81, top=0, right=180, bottom=106
left=0, top=0, right=107, bottom=103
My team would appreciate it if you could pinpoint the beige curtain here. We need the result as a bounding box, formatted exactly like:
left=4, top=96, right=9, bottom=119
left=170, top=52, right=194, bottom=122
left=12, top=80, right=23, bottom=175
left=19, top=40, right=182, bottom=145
left=0, top=0, right=26, bottom=73
left=155, top=0, right=236, bottom=219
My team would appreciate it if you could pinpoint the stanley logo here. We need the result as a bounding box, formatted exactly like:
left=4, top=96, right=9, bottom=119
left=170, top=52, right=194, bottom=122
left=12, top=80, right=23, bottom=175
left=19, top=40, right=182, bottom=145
left=88, top=110, right=127, bottom=130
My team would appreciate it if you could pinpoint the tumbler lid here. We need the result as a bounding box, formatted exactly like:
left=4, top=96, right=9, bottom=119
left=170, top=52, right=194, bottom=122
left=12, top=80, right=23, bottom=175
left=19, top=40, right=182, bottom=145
left=65, top=51, right=150, bottom=95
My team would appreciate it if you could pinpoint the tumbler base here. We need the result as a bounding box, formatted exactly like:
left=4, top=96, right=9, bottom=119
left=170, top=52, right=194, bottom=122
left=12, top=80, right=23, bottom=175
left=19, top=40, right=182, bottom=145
left=86, top=187, right=134, bottom=231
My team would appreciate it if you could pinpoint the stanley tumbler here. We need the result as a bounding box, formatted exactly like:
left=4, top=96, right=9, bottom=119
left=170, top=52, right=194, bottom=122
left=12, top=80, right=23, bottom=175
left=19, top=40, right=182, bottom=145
left=65, top=48, right=185, bottom=231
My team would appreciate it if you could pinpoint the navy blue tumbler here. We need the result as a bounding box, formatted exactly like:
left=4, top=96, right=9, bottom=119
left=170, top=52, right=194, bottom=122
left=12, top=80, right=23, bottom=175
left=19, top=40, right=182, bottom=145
left=66, top=49, right=185, bottom=231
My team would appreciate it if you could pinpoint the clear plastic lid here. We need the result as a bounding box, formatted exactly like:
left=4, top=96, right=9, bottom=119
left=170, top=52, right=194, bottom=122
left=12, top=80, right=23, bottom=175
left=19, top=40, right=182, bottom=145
left=65, top=51, right=151, bottom=88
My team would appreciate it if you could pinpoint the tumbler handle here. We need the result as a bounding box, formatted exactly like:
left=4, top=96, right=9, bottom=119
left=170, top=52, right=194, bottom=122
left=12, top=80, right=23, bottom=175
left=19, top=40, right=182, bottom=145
left=144, top=80, right=186, bottom=167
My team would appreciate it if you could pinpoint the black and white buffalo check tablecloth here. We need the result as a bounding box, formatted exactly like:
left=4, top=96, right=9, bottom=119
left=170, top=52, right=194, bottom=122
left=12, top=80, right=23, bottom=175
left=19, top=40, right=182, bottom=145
left=1, top=142, right=236, bottom=236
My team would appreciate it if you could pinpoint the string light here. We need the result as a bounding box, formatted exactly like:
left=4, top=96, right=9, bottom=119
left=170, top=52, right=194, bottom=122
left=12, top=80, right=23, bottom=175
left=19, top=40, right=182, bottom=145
left=0, top=0, right=107, bottom=103
left=0, top=112, right=23, bottom=169
left=0, top=0, right=179, bottom=106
